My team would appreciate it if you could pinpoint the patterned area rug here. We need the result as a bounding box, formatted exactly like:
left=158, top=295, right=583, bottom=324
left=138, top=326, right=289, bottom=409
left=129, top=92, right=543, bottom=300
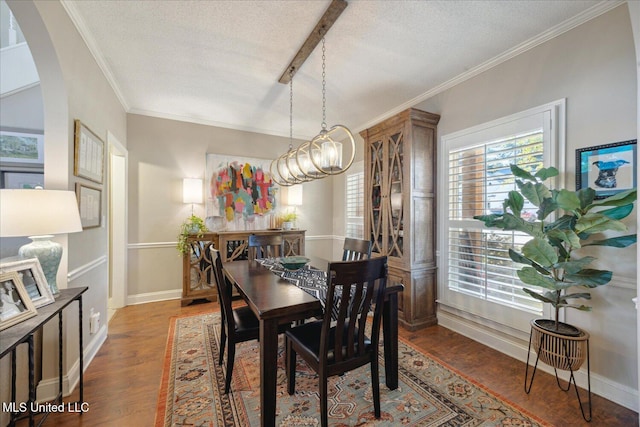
left=155, top=312, right=548, bottom=426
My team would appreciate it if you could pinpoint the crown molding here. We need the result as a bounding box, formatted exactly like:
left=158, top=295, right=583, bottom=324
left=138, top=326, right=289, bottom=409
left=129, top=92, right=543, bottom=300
left=60, top=0, right=130, bottom=111
left=355, top=0, right=626, bottom=134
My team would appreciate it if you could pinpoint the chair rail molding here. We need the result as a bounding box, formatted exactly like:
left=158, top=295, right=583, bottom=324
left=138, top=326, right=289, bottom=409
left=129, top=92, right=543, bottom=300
left=67, top=255, right=107, bottom=283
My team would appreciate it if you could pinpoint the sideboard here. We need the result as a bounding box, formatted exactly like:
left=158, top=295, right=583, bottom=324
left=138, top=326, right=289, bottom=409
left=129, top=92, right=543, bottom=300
left=181, top=229, right=305, bottom=306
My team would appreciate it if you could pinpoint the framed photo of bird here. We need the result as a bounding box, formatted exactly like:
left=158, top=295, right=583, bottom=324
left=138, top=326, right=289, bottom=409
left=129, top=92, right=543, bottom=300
left=576, top=139, right=636, bottom=199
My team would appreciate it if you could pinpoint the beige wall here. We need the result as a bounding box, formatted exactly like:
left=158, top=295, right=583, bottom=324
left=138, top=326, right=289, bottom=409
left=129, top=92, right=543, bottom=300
left=414, top=4, right=637, bottom=404
left=126, top=114, right=335, bottom=298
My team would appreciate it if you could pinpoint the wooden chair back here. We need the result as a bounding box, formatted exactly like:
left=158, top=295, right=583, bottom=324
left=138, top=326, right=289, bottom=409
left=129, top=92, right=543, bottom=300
left=342, top=238, right=372, bottom=261
left=322, top=256, right=387, bottom=371
left=210, top=248, right=235, bottom=335
left=247, top=234, right=284, bottom=260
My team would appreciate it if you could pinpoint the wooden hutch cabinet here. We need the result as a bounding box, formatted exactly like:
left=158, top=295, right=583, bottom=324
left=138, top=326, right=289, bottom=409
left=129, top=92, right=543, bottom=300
left=361, top=108, right=439, bottom=330
left=181, top=229, right=305, bottom=306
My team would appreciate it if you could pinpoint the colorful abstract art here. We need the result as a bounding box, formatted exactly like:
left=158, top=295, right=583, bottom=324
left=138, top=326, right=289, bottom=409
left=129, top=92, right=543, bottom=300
left=205, top=154, right=277, bottom=230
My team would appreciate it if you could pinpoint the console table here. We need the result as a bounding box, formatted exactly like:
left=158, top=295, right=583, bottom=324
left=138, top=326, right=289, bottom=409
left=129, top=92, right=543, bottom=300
left=0, top=287, right=87, bottom=427
left=181, top=229, right=305, bottom=306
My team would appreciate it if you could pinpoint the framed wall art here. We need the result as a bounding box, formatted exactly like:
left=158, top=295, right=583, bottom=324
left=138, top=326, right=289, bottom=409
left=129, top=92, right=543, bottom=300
left=0, top=271, right=38, bottom=331
left=0, top=258, right=54, bottom=307
left=76, top=182, right=102, bottom=229
left=2, top=171, right=44, bottom=189
left=576, top=139, right=637, bottom=199
left=205, top=154, right=278, bottom=231
left=0, top=128, right=44, bottom=164
left=73, top=119, right=104, bottom=184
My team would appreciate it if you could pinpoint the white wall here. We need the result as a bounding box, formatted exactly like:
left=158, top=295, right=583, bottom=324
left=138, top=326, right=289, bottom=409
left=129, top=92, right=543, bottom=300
left=415, top=3, right=637, bottom=409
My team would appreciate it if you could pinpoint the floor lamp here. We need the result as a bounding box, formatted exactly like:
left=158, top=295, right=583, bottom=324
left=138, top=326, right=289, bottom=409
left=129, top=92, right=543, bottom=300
left=0, top=189, right=83, bottom=295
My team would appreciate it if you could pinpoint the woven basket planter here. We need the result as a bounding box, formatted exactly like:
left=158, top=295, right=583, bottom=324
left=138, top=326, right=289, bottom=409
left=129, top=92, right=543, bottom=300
left=530, top=319, right=589, bottom=371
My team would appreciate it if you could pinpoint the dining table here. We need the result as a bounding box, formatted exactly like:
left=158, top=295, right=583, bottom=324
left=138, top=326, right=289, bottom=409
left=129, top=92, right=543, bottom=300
left=222, top=255, right=403, bottom=427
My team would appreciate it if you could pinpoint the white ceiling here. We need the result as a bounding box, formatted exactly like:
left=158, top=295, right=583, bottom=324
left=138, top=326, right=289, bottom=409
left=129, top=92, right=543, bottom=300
left=61, top=0, right=618, bottom=139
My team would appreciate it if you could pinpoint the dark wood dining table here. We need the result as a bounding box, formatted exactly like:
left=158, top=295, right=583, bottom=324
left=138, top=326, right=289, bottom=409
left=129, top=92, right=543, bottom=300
left=222, top=256, right=403, bottom=427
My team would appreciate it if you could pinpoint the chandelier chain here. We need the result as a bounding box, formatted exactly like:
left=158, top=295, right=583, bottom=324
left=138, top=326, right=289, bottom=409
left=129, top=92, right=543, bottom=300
left=321, top=37, right=327, bottom=130
left=289, top=68, right=294, bottom=149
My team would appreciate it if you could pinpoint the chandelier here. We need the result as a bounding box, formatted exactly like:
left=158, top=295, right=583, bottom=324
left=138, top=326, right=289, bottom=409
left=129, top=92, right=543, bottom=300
left=270, top=69, right=312, bottom=186
left=271, top=36, right=355, bottom=186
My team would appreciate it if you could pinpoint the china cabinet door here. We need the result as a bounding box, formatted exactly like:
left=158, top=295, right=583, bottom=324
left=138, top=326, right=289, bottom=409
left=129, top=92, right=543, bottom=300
left=386, top=130, right=405, bottom=261
left=368, top=137, right=384, bottom=255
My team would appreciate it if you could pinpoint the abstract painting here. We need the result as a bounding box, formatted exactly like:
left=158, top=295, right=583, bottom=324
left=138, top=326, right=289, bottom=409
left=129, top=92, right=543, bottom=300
left=205, top=154, right=278, bottom=231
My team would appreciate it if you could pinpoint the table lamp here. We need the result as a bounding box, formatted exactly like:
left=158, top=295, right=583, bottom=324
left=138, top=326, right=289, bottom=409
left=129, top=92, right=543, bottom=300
left=183, top=178, right=203, bottom=216
left=0, top=189, right=83, bottom=295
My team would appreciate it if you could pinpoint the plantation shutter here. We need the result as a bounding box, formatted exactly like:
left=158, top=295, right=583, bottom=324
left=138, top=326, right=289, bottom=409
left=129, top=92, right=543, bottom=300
left=345, top=170, right=364, bottom=239
left=447, top=131, right=544, bottom=312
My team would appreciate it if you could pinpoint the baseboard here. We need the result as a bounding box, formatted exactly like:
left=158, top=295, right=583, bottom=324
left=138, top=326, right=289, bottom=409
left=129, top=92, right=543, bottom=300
left=438, top=310, right=639, bottom=412
left=127, top=289, right=182, bottom=305
left=36, top=323, right=108, bottom=402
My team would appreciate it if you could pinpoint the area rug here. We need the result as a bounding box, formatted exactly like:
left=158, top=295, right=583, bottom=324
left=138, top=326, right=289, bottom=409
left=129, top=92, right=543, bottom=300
left=155, top=312, right=549, bottom=426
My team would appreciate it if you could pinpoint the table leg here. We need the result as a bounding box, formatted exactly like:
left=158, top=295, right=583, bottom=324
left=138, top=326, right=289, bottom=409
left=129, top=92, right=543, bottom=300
left=259, top=318, right=278, bottom=427
left=28, top=335, right=34, bottom=427
left=78, top=296, right=84, bottom=405
left=10, top=349, right=16, bottom=426
left=58, top=312, right=63, bottom=403
left=382, top=291, right=399, bottom=390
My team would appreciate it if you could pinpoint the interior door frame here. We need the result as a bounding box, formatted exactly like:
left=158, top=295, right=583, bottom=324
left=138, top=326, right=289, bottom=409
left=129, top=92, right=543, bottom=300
left=108, top=131, right=128, bottom=309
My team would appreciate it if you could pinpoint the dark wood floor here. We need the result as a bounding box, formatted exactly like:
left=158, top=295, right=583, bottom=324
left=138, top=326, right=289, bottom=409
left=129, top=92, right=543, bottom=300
left=25, top=299, right=638, bottom=427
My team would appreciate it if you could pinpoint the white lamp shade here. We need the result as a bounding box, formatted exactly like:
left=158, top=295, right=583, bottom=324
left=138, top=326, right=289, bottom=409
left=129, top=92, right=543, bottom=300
left=286, top=185, right=303, bottom=206
left=0, top=189, right=83, bottom=237
left=183, top=178, right=203, bottom=204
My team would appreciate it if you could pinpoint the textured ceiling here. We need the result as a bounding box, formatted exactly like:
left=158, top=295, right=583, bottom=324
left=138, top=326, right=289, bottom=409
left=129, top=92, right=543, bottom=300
left=61, top=0, right=616, bottom=139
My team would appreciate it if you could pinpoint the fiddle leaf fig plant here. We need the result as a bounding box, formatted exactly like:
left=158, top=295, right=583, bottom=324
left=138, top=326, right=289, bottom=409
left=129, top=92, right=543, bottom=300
left=177, top=215, right=208, bottom=255
left=474, top=164, right=637, bottom=331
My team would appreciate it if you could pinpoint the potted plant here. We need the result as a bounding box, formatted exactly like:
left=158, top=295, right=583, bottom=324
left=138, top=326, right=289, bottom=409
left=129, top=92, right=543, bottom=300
left=474, top=164, right=636, bottom=373
left=281, top=211, right=297, bottom=230
left=177, top=214, right=209, bottom=255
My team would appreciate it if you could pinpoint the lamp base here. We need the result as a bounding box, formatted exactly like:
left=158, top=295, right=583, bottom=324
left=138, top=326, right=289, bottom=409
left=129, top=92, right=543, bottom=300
left=19, top=235, right=62, bottom=295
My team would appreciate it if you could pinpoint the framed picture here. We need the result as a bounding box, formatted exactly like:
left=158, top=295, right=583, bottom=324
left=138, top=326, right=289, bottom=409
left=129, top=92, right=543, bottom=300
left=205, top=154, right=278, bottom=231
left=0, top=128, right=44, bottom=164
left=2, top=171, right=44, bottom=189
left=0, top=271, right=38, bottom=331
left=73, top=119, right=104, bottom=184
left=576, top=139, right=637, bottom=199
left=0, top=258, right=54, bottom=308
left=76, top=183, right=102, bottom=229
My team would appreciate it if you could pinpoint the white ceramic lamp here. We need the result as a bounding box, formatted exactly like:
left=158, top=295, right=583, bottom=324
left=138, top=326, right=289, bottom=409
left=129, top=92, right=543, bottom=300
left=0, top=189, right=83, bottom=295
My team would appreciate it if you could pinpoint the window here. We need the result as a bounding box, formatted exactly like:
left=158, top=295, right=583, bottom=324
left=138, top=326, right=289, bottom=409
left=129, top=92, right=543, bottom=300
left=345, top=161, right=364, bottom=239
left=439, top=100, right=565, bottom=332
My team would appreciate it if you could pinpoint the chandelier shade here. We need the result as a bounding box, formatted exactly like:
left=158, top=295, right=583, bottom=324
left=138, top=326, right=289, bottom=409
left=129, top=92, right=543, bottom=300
left=309, top=124, right=355, bottom=175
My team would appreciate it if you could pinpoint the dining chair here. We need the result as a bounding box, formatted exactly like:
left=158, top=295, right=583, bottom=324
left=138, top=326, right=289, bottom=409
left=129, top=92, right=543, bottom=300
left=210, top=248, right=260, bottom=393
left=247, top=233, right=284, bottom=260
left=342, top=237, right=372, bottom=261
left=285, top=256, right=388, bottom=427
left=211, top=247, right=292, bottom=393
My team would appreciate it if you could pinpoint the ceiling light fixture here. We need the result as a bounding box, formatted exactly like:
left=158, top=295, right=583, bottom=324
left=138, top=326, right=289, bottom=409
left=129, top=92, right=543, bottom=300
left=271, top=0, right=355, bottom=186
left=306, top=36, right=355, bottom=177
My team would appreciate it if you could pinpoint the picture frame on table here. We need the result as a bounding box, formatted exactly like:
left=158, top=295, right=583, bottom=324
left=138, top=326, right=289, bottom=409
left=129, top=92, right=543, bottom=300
left=0, top=258, right=55, bottom=308
left=576, top=139, right=637, bottom=199
left=73, top=119, right=104, bottom=184
left=0, top=128, right=44, bottom=164
left=0, top=272, right=38, bottom=331
left=75, top=183, right=102, bottom=229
